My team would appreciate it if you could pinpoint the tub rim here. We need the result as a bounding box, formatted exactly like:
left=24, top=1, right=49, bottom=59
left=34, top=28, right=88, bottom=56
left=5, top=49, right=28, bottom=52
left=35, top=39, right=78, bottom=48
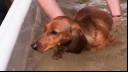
left=0, top=0, right=32, bottom=71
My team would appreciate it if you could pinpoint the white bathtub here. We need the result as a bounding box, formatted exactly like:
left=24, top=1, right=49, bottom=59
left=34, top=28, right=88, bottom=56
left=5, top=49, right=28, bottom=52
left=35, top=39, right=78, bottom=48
left=0, top=0, right=41, bottom=71
left=0, top=0, right=127, bottom=71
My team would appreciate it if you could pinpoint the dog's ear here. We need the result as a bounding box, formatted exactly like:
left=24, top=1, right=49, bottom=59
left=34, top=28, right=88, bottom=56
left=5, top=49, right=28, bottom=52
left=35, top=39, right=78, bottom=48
left=66, top=24, right=87, bottom=54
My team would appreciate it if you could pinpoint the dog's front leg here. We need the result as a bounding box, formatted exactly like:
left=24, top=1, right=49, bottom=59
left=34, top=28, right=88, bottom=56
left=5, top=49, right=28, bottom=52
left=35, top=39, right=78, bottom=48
left=52, top=46, right=65, bottom=60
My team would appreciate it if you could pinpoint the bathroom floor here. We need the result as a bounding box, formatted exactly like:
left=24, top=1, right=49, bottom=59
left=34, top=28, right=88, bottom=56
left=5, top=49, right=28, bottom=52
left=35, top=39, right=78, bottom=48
left=25, top=0, right=127, bottom=71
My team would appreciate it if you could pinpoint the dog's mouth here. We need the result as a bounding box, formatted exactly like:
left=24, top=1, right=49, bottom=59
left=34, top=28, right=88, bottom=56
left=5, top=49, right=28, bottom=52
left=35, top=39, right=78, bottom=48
left=31, top=42, right=55, bottom=52
left=60, top=40, right=72, bottom=46
left=44, top=40, right=72, bottom=51
left=31, top=38, right=72, bottom=53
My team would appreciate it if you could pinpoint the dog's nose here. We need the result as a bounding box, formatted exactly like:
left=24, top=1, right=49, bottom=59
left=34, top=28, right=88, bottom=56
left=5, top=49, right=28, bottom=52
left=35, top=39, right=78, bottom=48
left=31, top=42, right=38, bottom=50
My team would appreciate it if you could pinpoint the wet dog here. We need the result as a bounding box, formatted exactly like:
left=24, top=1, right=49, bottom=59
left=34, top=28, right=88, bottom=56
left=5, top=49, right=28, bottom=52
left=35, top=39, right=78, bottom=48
left=31, top=7, right=113, bottom=59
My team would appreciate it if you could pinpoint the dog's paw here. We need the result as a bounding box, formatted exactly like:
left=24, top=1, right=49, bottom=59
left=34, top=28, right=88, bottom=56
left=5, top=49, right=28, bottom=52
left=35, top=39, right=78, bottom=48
left=52, top=53, right=63, bottom=60
left=52, top=49, right=64, bottom=60
left=52, top=55, right=62, bottom=60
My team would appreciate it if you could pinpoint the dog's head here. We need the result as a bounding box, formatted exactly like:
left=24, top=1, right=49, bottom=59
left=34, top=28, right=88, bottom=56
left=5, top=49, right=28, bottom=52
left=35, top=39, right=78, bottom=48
left=31, top=16, right=86, bottom=53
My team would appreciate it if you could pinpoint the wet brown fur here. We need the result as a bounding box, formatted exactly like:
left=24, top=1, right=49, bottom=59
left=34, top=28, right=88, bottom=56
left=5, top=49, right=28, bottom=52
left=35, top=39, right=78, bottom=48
left=31, top=7, right=113, bottom=59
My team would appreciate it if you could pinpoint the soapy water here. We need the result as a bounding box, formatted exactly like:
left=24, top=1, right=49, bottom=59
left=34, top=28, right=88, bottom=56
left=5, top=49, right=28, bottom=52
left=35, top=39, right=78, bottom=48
left=25, top=0, right=127, bottom=71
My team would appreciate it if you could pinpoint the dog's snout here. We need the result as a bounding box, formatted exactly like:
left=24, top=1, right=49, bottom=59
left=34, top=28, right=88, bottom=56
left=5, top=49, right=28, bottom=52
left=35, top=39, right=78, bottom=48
left=31, top=42, right=38, bottom=50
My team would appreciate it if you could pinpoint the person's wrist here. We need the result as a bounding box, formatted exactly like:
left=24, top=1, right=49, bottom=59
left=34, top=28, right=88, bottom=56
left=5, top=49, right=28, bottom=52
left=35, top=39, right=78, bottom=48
left=112, top=15, right=122, bottom=17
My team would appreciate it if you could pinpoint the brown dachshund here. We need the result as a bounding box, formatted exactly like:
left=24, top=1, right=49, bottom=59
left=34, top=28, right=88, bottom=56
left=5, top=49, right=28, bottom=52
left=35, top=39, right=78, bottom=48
left=31, top=7, right=113, bottom=55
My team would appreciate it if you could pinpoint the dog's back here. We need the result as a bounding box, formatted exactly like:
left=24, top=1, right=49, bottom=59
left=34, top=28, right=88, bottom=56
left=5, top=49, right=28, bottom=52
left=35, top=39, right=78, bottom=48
left=74, top=7, right=113, bottom=47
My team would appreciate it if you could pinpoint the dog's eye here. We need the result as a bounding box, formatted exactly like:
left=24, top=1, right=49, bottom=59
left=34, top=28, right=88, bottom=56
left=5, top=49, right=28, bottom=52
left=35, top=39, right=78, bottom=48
left=50, top=31, right=58, bottom=35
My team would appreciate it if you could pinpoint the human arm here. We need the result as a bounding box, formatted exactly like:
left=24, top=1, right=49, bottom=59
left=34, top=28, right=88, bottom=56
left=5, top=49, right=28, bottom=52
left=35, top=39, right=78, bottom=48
left=106, top=0, right=121, bottom=17
left=38, top=0, right=65, bottom=20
